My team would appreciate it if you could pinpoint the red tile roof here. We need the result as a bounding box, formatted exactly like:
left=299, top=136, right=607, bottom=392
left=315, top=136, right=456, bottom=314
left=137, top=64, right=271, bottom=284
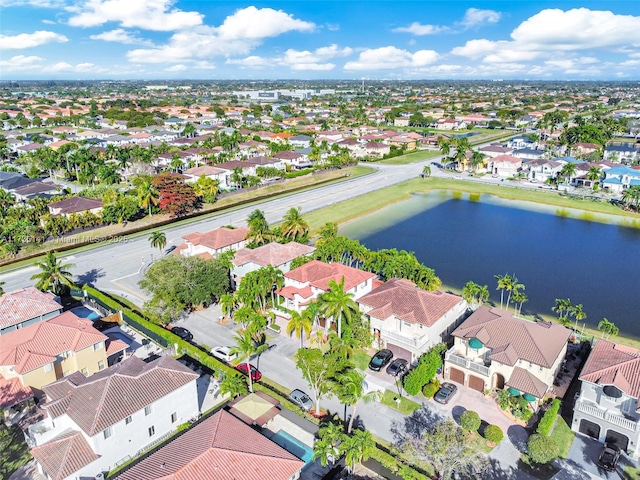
left=358, top=278, right=464, bottom=326
left=0, top=286, right=61, bottom=329
left=0, top=312, right=107, bottom=374
left=506, top=366, right=549, bottom=398
left=115, top=410, right=303, bottom=480
left=233, top=242, right=315, bottom=268
left=182, top=227, right=249, bottom=250
left=580, top=339, right=640, bottom=403
left=284, top=260, right=375, bottom=293
left=42, top=356, right=198, bottom=436
left=0, top=374, right=33, bottom=409
left=452, top=306, right=571, bottom=368
left=31, top=430, right=99, bottom=480
left=48, top=197, right=103, bottom=214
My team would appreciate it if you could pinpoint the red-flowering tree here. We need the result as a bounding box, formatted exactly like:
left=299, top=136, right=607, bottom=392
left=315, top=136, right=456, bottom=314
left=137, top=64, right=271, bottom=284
left=152, top=173, right=199, bottom=217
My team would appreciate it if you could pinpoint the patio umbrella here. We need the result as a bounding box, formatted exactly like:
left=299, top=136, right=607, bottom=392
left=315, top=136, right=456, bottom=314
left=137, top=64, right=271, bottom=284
left=523, top=393, right=537, bottom=402
left=468, top=338, right=483, bottom=349
left=507, top=387, right=521, bottom=396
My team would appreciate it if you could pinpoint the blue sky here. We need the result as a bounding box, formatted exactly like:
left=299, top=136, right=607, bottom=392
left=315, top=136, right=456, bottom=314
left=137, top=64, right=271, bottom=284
left=1, top=0, right=639, bottom=80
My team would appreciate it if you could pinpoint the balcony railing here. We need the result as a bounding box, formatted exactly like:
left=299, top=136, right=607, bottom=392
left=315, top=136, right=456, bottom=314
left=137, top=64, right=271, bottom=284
left=380, top=329, right=429, bottom=349
left=26, top=417, right=55, bottom=447
left=576, top=400, right=639, bottom=431
left=445, top=347, right=490, bottom=376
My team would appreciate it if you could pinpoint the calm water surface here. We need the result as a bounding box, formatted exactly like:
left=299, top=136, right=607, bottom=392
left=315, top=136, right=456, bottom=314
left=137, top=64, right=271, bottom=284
left=341, top=191, right=640, bottom=339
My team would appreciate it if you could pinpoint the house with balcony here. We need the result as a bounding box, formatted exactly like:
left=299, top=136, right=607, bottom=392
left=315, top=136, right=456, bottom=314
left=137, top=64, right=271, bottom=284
left=523, top=158, right=563, bottom=183
left=357, top=279, right=468, bottom=362
left=572, top=339, right=640, bottom=457
left=444, top=306, right=571, bottom=400
left=488, top=155, right=522, bottom=177
left=277, top=260, right=376, bottom=314
left=0, top=286, right=62, bottom=335
left=232, top=241, right=315, bottom=281
left=601, top=166, right=640, bottom=193
left=176, top=226, right=250, bottom=259
left=29, top=355, right=199, bottom=480
left=0, top=311, right=128, bottom=394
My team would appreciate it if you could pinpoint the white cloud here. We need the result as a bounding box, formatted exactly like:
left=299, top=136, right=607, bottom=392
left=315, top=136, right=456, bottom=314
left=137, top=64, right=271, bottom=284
left=127, top=6, right=316, bottom=64
left=0, top=30, right=67, bottom=49
left=44, top=61, right=107, bottom=73
left=165, top=64, right=187, bottom=72
left=0, top=0, right=64, bottom=6
left=393, top=22, right=447, bottom=36
left=344, top=46, right=438, bottom=70
left=461, top=8, right=501, bottom=28
left=90, top=28, right=153, bottom=46
left=226, top=56, right=271, bottom=68
left=67, top=0, right=203, bottom=31
left=227, top=44, right=349, bottom=72
left=0, top=54, right=44, bottom=71
left=42, top=19, right=56, bottom=24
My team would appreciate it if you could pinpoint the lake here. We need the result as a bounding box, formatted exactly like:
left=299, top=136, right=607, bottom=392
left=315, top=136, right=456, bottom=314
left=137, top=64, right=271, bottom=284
left=340, top=190, right=640, bottom=339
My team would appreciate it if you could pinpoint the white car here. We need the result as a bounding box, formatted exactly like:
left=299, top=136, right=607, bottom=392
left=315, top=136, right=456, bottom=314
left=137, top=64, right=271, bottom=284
left=210, top=346, right=238, bottom=363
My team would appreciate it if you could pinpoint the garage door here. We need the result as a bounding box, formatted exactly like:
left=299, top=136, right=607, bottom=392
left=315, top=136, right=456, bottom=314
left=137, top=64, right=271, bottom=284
left=579, top=419, right=600, bottom=439
left=449, top=367, right=464, bottom=384
left=606, top=430, right=629, bottom=451
left=386, top=343, right=412, bottom=362
left=468, top=375, right=485, bottom=392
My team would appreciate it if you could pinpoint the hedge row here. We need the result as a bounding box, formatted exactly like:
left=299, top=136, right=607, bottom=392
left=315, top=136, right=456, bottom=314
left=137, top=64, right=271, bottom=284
left=536, top=398, right=561, bottom=436
left=369, top=447, right=431, bottom=480
left=82, top=285, right=241, bottom=380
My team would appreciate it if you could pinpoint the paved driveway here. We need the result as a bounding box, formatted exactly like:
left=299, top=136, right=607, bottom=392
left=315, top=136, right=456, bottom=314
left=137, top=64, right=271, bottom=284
left=560, top=433, right=635, bottom=480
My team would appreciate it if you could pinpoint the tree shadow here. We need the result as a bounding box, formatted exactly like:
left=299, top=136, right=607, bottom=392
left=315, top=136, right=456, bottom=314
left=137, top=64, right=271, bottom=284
left=452, top=405, right=466, bottom=425
left=75, top=268, right=105, bottom=287
left=390, top=406, right=443, bottom=445
left=483, top=458, right=531, bottom=479
left=507, top=425, right=529, bottom=453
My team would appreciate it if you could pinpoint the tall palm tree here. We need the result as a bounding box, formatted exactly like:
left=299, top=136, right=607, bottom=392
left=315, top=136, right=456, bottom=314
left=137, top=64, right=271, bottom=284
left=341, top=429, right=375, bottom=474
left=504, top=274, right=524, bottom=312
left=586, top=166, right=601, bottom=190
left=219, top=374, right=248, bottom=399
left=317, top=277, right=359, bottom=339
left=494, top=274, right=508, bottom=309
left=560, top=162, right=577, bottom=185
left=149, top=231, right=167, bottom=253
left=552, top=298, right=573, bottom=325
left=137, top=180, right=160, bottom=216
left=422, top=165, right=431, bottom=178
left=31, top=251, right=75, bottom=294
left=286, top=308, right=313, bottom=347
left=280, top=207, right=309, bottom=242
left=333, top=370, right=380, bottom=434
left=230, top=329, right=268, bottom=393
left=571, top=303, right=587, bottom=331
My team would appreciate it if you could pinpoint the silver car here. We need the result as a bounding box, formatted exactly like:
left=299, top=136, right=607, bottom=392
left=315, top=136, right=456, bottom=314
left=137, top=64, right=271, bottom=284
left=288, top=389, right=313, bottom=411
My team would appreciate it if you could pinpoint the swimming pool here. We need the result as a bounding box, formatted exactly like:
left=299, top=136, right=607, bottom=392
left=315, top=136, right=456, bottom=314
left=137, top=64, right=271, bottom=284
left=269, top=429, right=313, bottom=464
left=70, top=306, right=101, bottom=321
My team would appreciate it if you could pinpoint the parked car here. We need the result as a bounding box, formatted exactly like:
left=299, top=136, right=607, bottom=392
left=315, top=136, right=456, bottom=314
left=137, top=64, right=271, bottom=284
left=386, top=358, right=408, bottom=377
left=368, top=349, right=393, bottom=372
left=164, top=245, right=177, bottom=255
left=171, top=326, right=193, bottom=342
left=235, top=363, right=262, bottom=382
left=434, top=382, right=458, bottom=404
left=288, top=389, right=314, bottom=411
left=210, top=346, right=238, bottom=363
left=598, top=443, right=620, bottom=472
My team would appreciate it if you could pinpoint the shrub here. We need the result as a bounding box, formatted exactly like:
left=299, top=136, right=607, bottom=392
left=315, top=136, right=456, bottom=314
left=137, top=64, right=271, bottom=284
left=527, top=434, right=560, bottom=464
left=403, top=344, right=446, bottom=396
left=460, top=410, right=481, bottom=433
left=483, top=425, right=504, bottom=444
left=536, top=399, right=561, bottom=436
left=422, top=379, right=440, bottom=398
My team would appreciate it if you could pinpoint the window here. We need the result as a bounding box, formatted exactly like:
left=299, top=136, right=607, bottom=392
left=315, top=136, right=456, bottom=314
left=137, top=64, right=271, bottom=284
left=93, top=342, right=103, bottom=351
left=98, top=360, right=106, bottom=371
left=148, top=426, right=155, bottom=437
left=43, top=363, right=52, bottom=373
left=63, top=350, right=73, bottom=359
left=171, top=412, right=177, bottom=423
left=103, top=427, right=113, bottom=439
left=125, top=416, right=132, bottom=425
left=81, top=368, right=89, bottom=376
left=145, top=405, right=153, bottom=416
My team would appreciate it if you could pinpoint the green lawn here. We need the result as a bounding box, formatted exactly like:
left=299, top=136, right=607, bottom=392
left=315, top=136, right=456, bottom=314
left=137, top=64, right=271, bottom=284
left=625, top=466, right=640, bottom=479
left=377, top=149, right=440, bottom=165
left=0, top=423, right=32, bottom=479
left=380, top=389, right=421, bottom=415
left=550, top=416, right=574, bottom=459
left=352, top=350, right=371, bottom=371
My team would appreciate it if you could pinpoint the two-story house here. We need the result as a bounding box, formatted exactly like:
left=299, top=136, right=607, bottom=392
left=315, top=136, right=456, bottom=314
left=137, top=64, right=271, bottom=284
left=523, top=158, right=563, bottom=183
left=176, top=226, right=250, bottom=259
left=357, top=279, right=468, bottom=362
left=277, top=260, right=376, bottom=314
left=444, top=306, right=571, bottom=400
left=602, top=166, right=640, bottom=193
left=232, top=242, right=316, bottom=281
left=0, top=311, right=128, bottom=394
left=29, top=355, right=199, bottom=480
left=0, top=286, right=62, bottom=335
left=572, top=339, right=640, bottom=457
left=488, top=155, right=522, bottom=177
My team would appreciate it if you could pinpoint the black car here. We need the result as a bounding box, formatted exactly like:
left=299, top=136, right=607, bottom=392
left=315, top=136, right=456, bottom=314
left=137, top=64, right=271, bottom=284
left=598, top=443, right=620, bottom=472
left=164, top=245, right=177, bottom=255
left=369, top=349, right=393, bottom=372
left=434, top=382, right=458, bottom=404
left=171, top=326, right=193, bottom=342
left=386, top=358, right=408, bottom=377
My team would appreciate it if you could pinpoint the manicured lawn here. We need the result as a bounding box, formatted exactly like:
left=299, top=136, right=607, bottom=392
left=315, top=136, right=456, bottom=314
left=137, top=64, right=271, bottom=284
left=380, top=389, right=421, bottom=415
left=625, top=466, right=640, bottom=479
left=352, top=350, right=371, bottom=371
left=468, top=431, right=496, bottom=454
left=0, top=422, right=32, bottom=479
left=550, top=416, right=574, bottom=459
left=377, top=149, right=440, bottom=165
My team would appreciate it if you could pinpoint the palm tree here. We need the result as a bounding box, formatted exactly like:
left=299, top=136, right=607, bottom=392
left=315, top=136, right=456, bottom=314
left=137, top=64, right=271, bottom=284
left=598, top=318, right=619, bottom=339
left=341, top=429, right=375, bottom=474
left=512, top=290, right=528, bottom=315
left=586, top=166, right=601, bottom=190
left=333, top=370, right=380, bottom=434
left=0, top=281, right=5, bottom=295
left=219, top=374, right=248, bottom=399
left=31, top=251, right=75, bottom=294
left=137, top=180, right=160, bottom=216
left=438, top=138, right=451, bottom=160
left=494, top=274, right=508, bottom=309
left=230, top=329, right=268, bottom=393
left=220, top=292, right=238, bottom=318
left=149, top=231, right=167, bottom=253
left=317, top=277, right=359, bottom=338
left=286, top=308, right=313, bottom=347
left=280, top=207, right=309, bottom=242
left=422, top=165, right=431, bottom=178
left=504, top=274, right=524, bottom=312
left=571, top=303, right=587, bottom=331
left=560, top=162, right=577, bottom=185
left=552, top=298, right=573, bottom=325
left=470, top=150, right=486, bottom=172
left=313, top=437, right=338, bottom=468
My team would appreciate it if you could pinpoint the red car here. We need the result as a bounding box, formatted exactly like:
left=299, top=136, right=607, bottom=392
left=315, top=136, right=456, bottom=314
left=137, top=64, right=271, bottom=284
left=235, top=363, right=262, bottom=381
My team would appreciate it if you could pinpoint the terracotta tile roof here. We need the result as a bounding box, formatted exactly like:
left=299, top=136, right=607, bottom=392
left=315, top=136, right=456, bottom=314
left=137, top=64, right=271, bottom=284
left=0, top=286, right=61, bottom=329
left=490, top=154, right=521, bottom=164
left=184, top=165, right=226, bottom=176
left=115, top=410, right=303, bottom=480
left=506, top=366, right=549, bottom=398
left=452, top=306, right=571, bottom=368
left=42, top=356, right=198, bottom=436
left=358, top=278, right=464, bottom=327
left=182, top=227, right=249, bottom=250
left=0, top=374, right=33, bottom=409
left=580, top=339, right=640, bottom=402
left=278, top=285, right=314, bottom=300
left=284, top=260, right=375, bottom=293
left=233, top=242, right=315, bottom=268
left=273, top=151, right=302, bottom=160
left=31, top=430, right=99, bottom=480
left=0, top=312, right=107, bottom=374
left=48, top=197, right=103, bottom=214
